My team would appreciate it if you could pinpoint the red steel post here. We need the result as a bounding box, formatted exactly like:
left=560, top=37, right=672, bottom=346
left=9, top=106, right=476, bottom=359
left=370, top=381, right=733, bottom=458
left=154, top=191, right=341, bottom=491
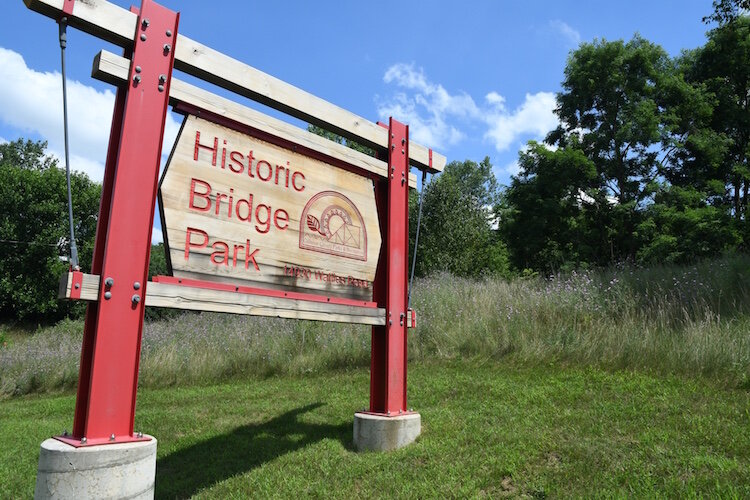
left=369, top=118, right=410, bottom=415
left=64, top=0, right=179, bottom=446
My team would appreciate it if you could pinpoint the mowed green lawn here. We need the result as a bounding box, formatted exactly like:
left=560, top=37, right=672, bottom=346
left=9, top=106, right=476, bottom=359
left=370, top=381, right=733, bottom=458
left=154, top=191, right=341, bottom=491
left=2, top=360, right=749, bottom=498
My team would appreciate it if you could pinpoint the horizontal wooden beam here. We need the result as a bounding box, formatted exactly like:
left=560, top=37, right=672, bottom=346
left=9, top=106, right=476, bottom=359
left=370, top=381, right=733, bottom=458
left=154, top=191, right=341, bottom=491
left=59, top=272, right=386, bottom=326
left=25, top=0, right=445, bottom=173
left=93, top=50, right=417, bottom=188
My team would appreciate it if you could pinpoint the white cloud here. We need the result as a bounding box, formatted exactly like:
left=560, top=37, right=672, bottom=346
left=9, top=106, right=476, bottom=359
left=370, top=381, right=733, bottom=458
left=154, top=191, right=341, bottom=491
left=0, top=136, right=7, bottom=145
left=379, top=63, right=559, bottom=154
left=483, top=91, right=558, bottom=152
left=549, top=20, right=581, bottom=46
left=0, top=47, right=179, bottom=183
left=379, top=63, right=479, bottom=149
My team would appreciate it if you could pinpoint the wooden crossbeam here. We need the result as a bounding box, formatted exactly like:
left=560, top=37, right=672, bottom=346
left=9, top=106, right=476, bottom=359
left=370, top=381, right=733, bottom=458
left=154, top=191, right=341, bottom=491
left=93, top=50, right=417, bottom=188
left=59, top=272, right=386, bottom=326
left=25, top=0, right=446, bottom=173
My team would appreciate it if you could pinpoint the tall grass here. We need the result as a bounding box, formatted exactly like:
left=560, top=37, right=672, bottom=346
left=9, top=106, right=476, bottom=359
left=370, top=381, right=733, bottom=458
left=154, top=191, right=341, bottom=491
left=2, top=254, right=750, bottom=397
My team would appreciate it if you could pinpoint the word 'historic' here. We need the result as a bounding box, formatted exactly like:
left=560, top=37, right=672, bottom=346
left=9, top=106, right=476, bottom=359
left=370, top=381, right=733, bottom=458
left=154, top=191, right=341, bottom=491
left=194, top=131, right=306, bottom=191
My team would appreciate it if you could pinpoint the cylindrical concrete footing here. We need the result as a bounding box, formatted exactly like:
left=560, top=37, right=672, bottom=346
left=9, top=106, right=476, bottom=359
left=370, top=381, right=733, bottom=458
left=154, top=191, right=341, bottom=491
left=34, top=435, right=157, bottom=500
left=353, top=412, right=421, bottom=451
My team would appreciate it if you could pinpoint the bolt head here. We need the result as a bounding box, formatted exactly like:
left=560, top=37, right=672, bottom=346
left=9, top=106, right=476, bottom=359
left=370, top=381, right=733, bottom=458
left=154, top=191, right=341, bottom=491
left=135, top=66, right=142, bottom=73
left=104, top=291, right=112, bottom=300
left=141, top=18, right=150, bottom=28
left=132, top=294, right=141, bottom=304
left=133, top=282, right=141, bottom=290
left=166, top=29, right=172, bottom=37
left=80, top=437, right=87, bottom=444
left=110, top=433, right=115, bottom=441
left=74, top=283, right=80, bottom=289
left=137, top=431, right=144, bottom=438
left=158, top=84, right=165, bottom=92
left=140, top=33, right=147, bottom=42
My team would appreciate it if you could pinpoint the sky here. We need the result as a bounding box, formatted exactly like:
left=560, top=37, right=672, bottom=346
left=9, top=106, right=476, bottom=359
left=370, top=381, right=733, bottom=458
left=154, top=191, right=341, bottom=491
left=0, top=1, right=716, bottom=244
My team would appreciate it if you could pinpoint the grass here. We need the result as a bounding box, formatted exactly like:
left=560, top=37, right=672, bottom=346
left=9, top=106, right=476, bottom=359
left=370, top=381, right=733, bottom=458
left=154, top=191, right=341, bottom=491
left=3, top=254, right=750, bottom=397
left=2, top=360, right=750, bottom=498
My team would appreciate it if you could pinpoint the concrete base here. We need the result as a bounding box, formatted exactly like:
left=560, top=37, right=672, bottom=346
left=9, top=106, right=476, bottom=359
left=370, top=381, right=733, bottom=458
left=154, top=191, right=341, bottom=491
left=353, top=412, right=421, bottom=452
left=34, top=435, right=157, bottom=500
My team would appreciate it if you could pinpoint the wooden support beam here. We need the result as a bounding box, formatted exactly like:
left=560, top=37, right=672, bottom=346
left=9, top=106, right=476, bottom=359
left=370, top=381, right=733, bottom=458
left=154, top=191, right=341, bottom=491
left=59, top=272, right=386, bottom=326
left=93, top=50, right=417, bottom=187
left=25, top=0, right=446, bottom=173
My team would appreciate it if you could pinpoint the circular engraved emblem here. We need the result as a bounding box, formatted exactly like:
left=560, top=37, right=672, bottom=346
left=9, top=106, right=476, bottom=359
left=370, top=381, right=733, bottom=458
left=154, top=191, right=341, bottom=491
left=299, top=191, right=367, bottom=261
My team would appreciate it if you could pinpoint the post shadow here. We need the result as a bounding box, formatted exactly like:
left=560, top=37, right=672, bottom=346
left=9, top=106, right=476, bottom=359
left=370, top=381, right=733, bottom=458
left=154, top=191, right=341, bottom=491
left=155, top=403, right=350, bottom=498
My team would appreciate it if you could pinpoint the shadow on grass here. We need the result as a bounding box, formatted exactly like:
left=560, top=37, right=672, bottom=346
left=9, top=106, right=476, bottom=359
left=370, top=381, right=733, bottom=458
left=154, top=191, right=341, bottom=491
left=155, top=403, right=349, bottom=498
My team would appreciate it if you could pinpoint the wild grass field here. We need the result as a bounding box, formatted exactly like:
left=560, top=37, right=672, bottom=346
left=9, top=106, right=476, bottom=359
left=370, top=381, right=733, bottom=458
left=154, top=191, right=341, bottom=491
left=2, top=254, right=750, bottom=396
left=1, top=255, right=750, bottom=497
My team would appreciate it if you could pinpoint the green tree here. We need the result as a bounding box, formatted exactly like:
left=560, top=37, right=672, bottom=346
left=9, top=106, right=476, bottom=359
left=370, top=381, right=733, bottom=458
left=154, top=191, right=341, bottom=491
left=703, top=0, right=750, bottom=25
left=501, top=142, right=599, bottom=272
left=686, top=17, right=750, bottom=225
left=636, top=185, right=740, bottom=264
left=415, top=157, right=509, bottom=278
left=0, top=139, right=101, bottom=321
left=549, top=35, right=672, bottom=261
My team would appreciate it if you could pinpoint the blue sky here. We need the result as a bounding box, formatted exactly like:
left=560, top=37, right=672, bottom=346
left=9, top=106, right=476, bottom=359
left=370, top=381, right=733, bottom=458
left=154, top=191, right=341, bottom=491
left=0, top=1, right=714, bottom=243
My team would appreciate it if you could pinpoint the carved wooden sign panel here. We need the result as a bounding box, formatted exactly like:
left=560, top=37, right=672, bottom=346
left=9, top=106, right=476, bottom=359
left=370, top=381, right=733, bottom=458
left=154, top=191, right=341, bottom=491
left=159, top=115, right=382, bottom=300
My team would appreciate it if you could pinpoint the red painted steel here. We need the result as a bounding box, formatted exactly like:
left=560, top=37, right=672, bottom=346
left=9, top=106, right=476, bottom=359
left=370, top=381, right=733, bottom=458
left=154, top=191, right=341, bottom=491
left=369, top=118, right=410, bottom=415
left=69, top=270, right=84, bottom=299
left=61, top=0, right=75, bottom=17
left=66, top=0, right=179, bottom=445
left=151, top=275, right=378, bottom=308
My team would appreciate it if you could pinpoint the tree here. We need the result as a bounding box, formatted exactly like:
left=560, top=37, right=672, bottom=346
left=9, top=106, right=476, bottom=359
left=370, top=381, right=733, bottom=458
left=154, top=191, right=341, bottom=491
left=0, top=139, right=101, bottom=321
left=501, top=142, right=599, bottom=272
left=703, top=0, right=750, bottom=25
left=636, top=185, right=740, bottom=264
left=686, top=17, right=750, bottom=225
left=548, top=35, right=672, bottom=261
left=414, top=157, right=510, bottom=278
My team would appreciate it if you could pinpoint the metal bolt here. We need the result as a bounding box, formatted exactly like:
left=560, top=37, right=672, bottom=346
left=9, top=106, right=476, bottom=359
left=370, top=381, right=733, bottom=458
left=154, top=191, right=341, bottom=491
left=402, top=138, right=406, bottom=145
left=140, top=33, right=147, bottom=42
left=409, top=408, right=414, bottom=412
left=402, top=149, right=405, bottom=154
left=158, top=84, right=165, bottom=92
left=110, top=433, right=115, bottom=441
left=135, top=65, right=142, bottom=73
left=74, top=283, right=80, bottom=289
left=104, top=277, right=114, bottom=287
left=163, top=44, right=171, bottom=53
left=80, top=437, right=87, bottom=444
left=389, top=320, right=392, bottom=326
left=166, top=29, right=172, bottom=37
left=399, top=409, right=403, bottom=414
left=137, top=431, right=144, bottom=438
left=387, top=411, right=391, bottom=415
left=63, top=430, right=69, bottom=436
left=141, top=18, right=150, bottom=28
left=104, top=291, right=112, bottom=300
left=132, top=294, right=141, bottom=304
left=159, top=74, right=167, bottom=83
left=133, top=74, right=141, bottom=84
left=133, top=282, right=141, bottom=290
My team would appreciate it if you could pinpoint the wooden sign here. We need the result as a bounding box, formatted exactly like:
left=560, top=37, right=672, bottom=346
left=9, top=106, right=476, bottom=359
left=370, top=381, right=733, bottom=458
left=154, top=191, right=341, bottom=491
left=160, top=115, right=382, bottom=300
